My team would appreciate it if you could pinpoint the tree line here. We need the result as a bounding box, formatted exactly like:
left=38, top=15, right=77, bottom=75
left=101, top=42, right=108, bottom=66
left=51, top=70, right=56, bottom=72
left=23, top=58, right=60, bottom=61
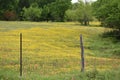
left=0, top=0, right=120, bottom=30
left=92, top=0, right=120, bottom=31
left=0, top=0, right=71, bottom=22
left=0, top=0, right=93, bottom=25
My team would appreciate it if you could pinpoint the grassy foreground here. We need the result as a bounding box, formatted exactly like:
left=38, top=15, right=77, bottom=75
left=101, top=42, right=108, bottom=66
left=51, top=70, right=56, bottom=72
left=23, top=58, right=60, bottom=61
left=0, top=21, right=120, bottom=80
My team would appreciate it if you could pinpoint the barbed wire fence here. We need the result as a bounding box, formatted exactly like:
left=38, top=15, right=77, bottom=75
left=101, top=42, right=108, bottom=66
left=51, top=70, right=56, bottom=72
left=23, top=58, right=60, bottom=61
left=0, top=32, right=120, bottom=79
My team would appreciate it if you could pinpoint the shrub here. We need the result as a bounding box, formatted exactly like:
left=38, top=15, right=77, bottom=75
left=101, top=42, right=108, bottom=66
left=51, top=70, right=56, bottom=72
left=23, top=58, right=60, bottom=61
left=22, top=3, right=42, bottom=21
left=3, top=10, right=17, bottom=21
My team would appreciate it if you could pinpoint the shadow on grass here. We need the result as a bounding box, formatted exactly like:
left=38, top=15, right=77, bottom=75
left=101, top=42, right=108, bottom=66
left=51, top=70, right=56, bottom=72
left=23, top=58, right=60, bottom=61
left=101, top=30, right=120, bottom=42
left=73, top=22, right=101, bottom=27
left=89, top=24, right=102, bottom=27
left=100, top=30, right=120, bottom=56
left=73, top=23, right=100, bottom=27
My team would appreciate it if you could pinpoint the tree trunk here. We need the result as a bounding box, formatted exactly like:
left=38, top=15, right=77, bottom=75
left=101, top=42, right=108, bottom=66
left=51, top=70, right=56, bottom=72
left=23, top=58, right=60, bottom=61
left=84, top=20, right=87, bottom=26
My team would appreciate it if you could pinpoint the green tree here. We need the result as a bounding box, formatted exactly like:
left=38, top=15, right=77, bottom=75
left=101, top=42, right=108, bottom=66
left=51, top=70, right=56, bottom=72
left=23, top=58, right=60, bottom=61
left=76, top=0, right=93, bottom=25
left=0, top=0, right=19, bottom=20
left=44, top=0, right=71, bottom=21
left=65, top=1, right=93, bottom=25
left=22, top=3, right=42, bottom=21
left=33, top=0, right=56, bottom=8
left=92, top=0, right=120, bottom=30
left=65, top=9, right=78, bottom=21
left=18, top=0, right=31, bottom=12
left=0, top=0, right=71, bottom=21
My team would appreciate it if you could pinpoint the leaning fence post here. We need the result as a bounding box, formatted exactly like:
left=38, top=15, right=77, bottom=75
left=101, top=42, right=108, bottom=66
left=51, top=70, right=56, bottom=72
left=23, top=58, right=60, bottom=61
left=20, top=33, right=22, bottom=77
left=80, top=34, right=85, bottom=72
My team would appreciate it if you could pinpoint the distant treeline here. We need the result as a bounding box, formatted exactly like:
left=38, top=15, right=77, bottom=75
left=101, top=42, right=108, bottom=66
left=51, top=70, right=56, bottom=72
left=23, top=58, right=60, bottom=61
left=0, top=0, right=94, bottom=25
left=0, top=0, right=71, bottom=22
left=1, top=0, right=120, bottom=30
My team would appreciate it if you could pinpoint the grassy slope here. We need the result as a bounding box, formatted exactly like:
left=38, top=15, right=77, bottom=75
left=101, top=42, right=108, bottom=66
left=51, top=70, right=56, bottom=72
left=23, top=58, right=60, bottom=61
left=0, top=21, right=120, bottom=80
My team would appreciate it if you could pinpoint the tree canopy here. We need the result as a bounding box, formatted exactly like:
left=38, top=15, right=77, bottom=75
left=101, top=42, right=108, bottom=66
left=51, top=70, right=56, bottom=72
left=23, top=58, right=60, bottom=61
left=65, top=0, right=93, bottom=25
left=0, top=0, right=71, bottom=21
left=92, top=0, right=120, bottom=30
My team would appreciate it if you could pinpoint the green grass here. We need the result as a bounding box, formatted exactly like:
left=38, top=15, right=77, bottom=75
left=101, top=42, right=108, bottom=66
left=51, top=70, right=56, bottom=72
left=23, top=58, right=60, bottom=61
left=0, top=21, right=120, bottom=80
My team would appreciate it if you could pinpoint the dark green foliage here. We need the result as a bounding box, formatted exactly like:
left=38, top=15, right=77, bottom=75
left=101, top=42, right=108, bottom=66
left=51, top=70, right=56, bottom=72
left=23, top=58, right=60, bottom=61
left=18, top=0, right=31, bottom=10
left=0, top=0, right=18, bottom=10
left=0, top=0, right=71, bottom=21
left=102, top=30, right=120, bottom=40
left=0, top=0, right=18, bottom=20
left=32, top=0, right=57, bottom=8
left=49, top=0, right=71, bottom=22
left=40, top=0, right=71, bottom=22
left=92, top=0, right=120, bottom=29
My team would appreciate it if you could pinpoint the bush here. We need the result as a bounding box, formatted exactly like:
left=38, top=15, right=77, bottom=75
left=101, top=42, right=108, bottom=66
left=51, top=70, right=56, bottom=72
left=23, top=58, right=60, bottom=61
left=3, top=10, right=17, bottom=21
left=65, top=9, right=78, bottom=21
left=22, top=3, right=42, bottom=21
left=93, top=0, right=120, bottom=30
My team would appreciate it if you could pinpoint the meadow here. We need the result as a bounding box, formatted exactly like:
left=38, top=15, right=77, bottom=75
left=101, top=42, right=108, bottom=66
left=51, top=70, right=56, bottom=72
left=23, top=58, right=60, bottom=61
left=0, top=21, right=120, bottom=80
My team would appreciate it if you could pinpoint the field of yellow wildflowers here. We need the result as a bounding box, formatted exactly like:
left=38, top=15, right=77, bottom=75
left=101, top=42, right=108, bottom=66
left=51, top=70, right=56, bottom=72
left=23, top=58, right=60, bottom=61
left=0, top=21, right=120, bottom=80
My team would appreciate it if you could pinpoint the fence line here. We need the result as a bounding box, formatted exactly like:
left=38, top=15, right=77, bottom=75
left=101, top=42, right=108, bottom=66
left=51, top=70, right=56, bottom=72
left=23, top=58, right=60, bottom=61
left=0, top=33, right=120, bottom=77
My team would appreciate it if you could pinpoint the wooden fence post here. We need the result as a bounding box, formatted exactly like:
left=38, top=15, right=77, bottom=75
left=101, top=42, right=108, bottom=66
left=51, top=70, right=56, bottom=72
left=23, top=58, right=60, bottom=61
left=80, top=34, right=85, bottom=72
left=20, top=33, right=22, bottom=77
